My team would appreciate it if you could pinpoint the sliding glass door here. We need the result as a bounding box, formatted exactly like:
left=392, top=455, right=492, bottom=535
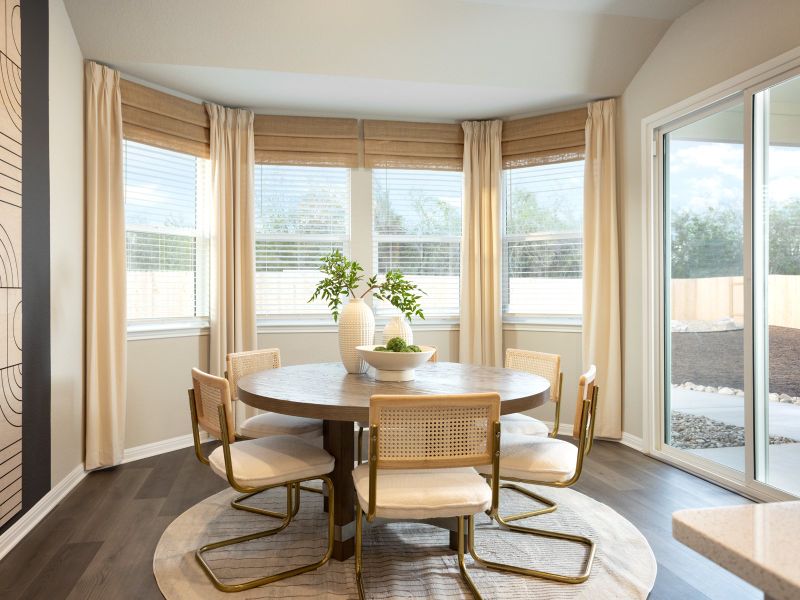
left=753, top=74, right=800, bottom=496
left=663, top=102, right=746, bottom=474
left=658, top=69, right=800, bottom=499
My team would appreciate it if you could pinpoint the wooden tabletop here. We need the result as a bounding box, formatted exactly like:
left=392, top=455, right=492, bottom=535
left=237, top=361, right=550, bottom=422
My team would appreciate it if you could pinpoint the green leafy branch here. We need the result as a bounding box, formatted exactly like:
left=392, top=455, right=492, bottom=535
left=308, top=250, right=425, bottom=322
left=360, top=271, right=425, bottom=321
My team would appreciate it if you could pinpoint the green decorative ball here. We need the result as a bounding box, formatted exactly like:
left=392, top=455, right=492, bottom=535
left=386, top=337, right=407, bottom=352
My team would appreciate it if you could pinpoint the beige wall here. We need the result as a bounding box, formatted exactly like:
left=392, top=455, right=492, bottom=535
left=619, top=0, right=800, bottom=437
left=125, top=335, right=209, bottom=449
left=49, top=0, right=85, bottom=485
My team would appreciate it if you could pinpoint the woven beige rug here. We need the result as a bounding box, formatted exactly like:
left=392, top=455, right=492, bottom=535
left=154, top=483, right=656, bottom=599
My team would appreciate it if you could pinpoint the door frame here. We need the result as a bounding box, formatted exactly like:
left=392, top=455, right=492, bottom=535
left=641, top=47, right=800, bottom=502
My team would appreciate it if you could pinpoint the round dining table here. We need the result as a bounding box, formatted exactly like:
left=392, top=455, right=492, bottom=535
left=237, top=360, right=550, bottom=561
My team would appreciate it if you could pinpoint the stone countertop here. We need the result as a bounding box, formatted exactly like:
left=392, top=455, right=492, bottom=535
left=673, top=501, right=800, bottom=600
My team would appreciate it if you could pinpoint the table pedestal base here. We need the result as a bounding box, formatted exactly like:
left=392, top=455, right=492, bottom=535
left=323, top=419, right=356, bottom=561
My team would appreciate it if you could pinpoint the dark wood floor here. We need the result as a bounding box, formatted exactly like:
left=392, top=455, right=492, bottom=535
left=0, top=440, right=759, bottom=599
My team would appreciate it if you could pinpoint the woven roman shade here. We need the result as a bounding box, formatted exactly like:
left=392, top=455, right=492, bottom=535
left=502, top=107, right=587, bottom=169
left=363, top=120, right=464, bottom=171
left=253, top=115, right=359, bottom=167
left=120, top=79, right=210, bottom=158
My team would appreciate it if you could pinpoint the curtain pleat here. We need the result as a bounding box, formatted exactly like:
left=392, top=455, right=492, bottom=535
left=85, top=61, right=127, bottom=469
left=206, top=103, right=258, bottom=421
left=582, top=99, right=622, bottom=439
left=459, top=120, right=503, bottom=366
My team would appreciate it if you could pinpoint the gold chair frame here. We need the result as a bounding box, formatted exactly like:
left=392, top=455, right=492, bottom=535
left=189, top=369, right=334, bottom=593
left=475, top=367, right=600, bottom=584
left=355, top=393, right=501, bottom=600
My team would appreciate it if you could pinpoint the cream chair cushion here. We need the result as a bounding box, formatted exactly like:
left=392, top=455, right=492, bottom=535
left=238, top=412, right=322, bottom=441
left=500, top=413, right=549, bottom=436
left=352, top=465, right=491, bottom=519
left=209, top=435, right=334, bottom=488
left=477, top=433, right=577, bottom=483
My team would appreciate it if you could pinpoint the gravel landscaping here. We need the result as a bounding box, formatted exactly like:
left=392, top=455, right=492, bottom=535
left=672, top=382, right=800, bottom=405
left=667, top=323, right=800, bottom=449
left=670, top=411, right=798, bottom=449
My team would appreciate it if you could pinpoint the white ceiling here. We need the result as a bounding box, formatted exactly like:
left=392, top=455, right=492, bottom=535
left=64, top=0, right=702, bottom=120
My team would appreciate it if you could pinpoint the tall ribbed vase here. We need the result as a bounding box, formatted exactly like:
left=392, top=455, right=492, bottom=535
left=338, top=298, right=375, bottom=374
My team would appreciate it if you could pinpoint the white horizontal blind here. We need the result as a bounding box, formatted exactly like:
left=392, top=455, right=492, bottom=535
left=124, top=140, right=210, bottom=321
left=372, top=168, right=463, bottom=319
left=502, top=160, right=584, bottom=318
left=254, top=165, right=350, bottom=318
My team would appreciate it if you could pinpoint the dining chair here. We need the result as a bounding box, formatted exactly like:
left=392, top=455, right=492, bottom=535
left=355, top=348, right=438, bottom=464
left=188, top=367, right=336, bottom=593
left=500, top=349, right=563, bottom=437
left=353, top=392, right=501, bottom=600
left=226, top=349, right=323, bottom=441
left=472, top=365, right=599, bottom=584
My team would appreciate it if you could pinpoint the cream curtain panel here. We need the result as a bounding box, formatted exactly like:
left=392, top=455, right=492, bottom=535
left=206, top=104, right=258, bottom=422
left=459, top=120, right=503, bottom=367
left=582, top=99, right=622, bottom=439
left=85, top=62, right=127, bottom=470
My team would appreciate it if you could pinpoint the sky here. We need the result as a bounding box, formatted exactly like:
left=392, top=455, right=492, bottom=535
left=668, top=139, right=800, bottom=215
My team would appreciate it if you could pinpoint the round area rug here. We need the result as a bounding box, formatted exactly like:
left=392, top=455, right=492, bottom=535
left=154, top=483, right=656, bottom=599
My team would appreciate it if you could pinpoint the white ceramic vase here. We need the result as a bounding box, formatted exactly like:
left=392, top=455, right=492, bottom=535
left=338, top=298, right=375, bottom=374
left=382, top=315, right=413, bottom=345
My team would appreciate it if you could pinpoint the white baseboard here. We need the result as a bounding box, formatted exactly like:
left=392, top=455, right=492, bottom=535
left=545, top=420, right=645, bottom=452
left=620, top=431, right=645, bottom=452
left=0, top=463, right=87, bottom=562
left=122, top=432, right=209, bottom=464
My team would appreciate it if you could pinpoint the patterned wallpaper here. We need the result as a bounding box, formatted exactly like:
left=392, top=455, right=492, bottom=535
left=0, top=0, right=21, bottom=530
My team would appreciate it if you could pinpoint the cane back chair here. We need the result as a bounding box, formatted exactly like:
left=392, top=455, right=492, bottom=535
left=188, top=367, right=335, bottom=593
left=473, top=365, right=600, bottom=584
left=500, top=349, right=563, bottom=437
left=226, top=348, right=323, bottom=440
left=353, top=393, right=501, bottom=600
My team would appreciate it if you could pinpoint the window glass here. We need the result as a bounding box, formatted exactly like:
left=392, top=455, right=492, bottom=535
left=254, top=165, right=351, bottom=318
left=502, top=161, right=584, bottom=318
left=124, top=140, right=210, bottom=321
left=372, top=168, right=463, bottom=318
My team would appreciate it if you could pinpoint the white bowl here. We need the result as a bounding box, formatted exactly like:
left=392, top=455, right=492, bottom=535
left=355, top=344, right=436, bottom=381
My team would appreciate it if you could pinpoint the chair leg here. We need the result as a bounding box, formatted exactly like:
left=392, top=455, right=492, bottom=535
left=357, top=426, right=364, bottom=465
left=457, top=515, right=483, bottom=600
left=355, top=503, right=365, bottom=600
left=231, top=483, right=302, bottom=520
left=494, top=482, right=557, bottom=523
left=197, top=476, right=336, bottom=593
left=468, top=514, right=596, bottom=584
left=355, top=510, right=484, bottom=600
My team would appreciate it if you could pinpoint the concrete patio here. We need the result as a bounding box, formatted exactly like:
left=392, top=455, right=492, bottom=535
left=671, top=387, right=800, bottom=495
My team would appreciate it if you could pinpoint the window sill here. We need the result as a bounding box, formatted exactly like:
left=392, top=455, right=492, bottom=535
left=502, top=317, right=582, bottom=333
left=127, top=319, right=210, bottom=340
left=257, top=318, right=460, bottom=334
